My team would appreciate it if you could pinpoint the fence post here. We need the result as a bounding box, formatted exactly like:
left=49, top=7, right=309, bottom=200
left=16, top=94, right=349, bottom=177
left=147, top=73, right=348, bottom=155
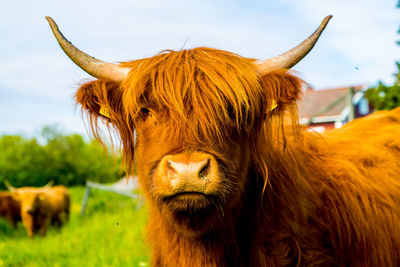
left=80, top=184, right=91, bottom=216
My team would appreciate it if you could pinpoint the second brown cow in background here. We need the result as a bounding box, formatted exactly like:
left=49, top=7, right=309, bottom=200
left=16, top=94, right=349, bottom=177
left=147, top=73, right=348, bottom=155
left=5, top=181, right=70, bottom=238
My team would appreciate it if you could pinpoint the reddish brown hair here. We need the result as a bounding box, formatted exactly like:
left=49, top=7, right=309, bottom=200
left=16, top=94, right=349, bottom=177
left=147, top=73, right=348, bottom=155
left=76, top=47, right=400, bottom=266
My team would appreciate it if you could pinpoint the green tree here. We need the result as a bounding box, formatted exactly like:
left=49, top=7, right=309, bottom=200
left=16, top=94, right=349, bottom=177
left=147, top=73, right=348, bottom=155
left=0, top=135, right=47, bottom=187
left=365, top=2, right=400, bottom=110
left=364, top=63, right=400, bottom=110
left=0, top=125, right=124, bottom=189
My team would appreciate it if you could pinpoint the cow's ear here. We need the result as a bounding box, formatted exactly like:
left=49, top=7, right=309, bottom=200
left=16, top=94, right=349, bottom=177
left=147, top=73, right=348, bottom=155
left=75, top=80, right=124, bottom=122
left=76, top=79, right=133, bottom=155
left=38, top=193, right=46, bottom=201
left=260, top=70, right=303, bottom=112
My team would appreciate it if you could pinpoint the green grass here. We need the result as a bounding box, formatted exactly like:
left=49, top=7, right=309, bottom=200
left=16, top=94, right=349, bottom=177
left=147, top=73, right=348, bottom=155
left=0, top=186, right=150, bottom=267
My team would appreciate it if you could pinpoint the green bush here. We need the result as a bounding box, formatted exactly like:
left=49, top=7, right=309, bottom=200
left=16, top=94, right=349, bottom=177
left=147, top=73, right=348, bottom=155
left=0, top=125, right=124, bottom=188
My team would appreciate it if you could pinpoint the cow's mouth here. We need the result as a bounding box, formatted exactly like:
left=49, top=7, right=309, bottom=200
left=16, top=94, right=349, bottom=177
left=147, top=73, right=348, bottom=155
left=161, top=191, right=218, bottom=215
left=163, top=191, right=208, bottom=201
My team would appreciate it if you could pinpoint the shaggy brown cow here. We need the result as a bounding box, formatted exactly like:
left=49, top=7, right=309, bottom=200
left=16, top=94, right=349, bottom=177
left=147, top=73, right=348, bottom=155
left=6, top=182, right=70, bottom=238
left=0, top=192, right=21, bottom=228
left=47, top=15, right=400, bottom=266
left=8, top=185, right=51, bottom=238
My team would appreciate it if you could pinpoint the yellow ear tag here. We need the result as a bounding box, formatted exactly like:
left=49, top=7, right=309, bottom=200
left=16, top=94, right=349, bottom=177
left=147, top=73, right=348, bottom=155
left=99, top=105, right=111, bottom=118
left=269, top=100, right=278, bottom=112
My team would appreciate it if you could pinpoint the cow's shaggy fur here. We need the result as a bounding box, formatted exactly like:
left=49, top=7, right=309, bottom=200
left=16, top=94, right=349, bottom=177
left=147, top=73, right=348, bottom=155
left=76, top=48, right=400, bottom=266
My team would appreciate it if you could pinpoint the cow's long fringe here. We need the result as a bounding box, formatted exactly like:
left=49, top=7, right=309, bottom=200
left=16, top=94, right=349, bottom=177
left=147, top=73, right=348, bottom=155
left=77, top=48, right=298, bottom=175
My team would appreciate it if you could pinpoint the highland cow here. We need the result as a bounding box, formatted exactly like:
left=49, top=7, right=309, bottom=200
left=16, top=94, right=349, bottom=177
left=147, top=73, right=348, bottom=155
left=6, top=182, right=70, bottom=238
left=47, top=15, right=400, bottom=266
left=7, top=184, right=52, bottom=238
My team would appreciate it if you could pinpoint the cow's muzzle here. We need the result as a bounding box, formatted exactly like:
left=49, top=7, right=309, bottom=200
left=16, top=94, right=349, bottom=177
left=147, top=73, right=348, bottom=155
left=153, top=151, right=220, bottom=201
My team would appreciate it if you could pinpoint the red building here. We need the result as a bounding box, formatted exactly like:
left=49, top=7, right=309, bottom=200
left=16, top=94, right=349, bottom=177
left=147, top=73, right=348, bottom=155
left=297, top=85, right=371, bottom=132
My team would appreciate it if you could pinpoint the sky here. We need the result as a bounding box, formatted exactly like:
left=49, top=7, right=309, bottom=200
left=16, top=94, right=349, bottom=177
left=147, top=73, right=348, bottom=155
left=0, top=0, right=399, bottom=138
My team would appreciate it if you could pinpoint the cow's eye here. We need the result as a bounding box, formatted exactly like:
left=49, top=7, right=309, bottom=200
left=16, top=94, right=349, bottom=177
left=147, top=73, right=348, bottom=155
left=140, top=108, right=150, bottom=117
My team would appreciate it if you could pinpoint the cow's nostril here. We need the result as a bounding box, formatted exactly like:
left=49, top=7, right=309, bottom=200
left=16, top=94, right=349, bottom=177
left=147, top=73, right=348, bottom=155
left=198, top=159, right=210, bottom=179
left=167, top=160, right=177, bottom=175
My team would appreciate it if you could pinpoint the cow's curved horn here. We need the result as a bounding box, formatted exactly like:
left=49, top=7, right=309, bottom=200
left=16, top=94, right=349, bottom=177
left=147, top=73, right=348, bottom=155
left=41, top=180, right=54, bottom=190
left=255, top=15, right=332, bottom=75
left=4, top=180, right=17, bottom=192
left=46, top=16, right=131, bottom=82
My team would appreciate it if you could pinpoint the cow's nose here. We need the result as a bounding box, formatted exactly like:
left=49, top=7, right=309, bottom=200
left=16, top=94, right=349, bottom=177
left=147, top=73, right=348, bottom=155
left=167, top=158, right=211, bottom=180
left=157, top=153, right=217, bottom=192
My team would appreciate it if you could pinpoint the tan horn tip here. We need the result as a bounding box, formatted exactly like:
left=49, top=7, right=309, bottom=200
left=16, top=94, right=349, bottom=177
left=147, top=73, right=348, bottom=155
left=45, top=16, right=58, bottom=32
left=4, top=180, right=16, bottom=192
left=320, top=15, right=333, bottom=29
left=45, top=16, right=53, bottom=23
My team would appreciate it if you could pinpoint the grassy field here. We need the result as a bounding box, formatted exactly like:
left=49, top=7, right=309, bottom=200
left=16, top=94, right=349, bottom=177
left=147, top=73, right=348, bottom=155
left=0, top=186, right=150, bottom=267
